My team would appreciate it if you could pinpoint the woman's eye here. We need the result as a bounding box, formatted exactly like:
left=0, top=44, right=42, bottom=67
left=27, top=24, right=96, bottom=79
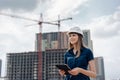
left=72, top=34, right=76, bottom=36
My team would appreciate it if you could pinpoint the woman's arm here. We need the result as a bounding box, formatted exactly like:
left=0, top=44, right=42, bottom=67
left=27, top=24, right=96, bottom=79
left=79, top=60, right=96, bottom=78
left=68, top=60, right=96, bottom=78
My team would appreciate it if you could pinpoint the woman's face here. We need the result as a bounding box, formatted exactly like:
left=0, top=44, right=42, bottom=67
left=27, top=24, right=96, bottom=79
left=68, top=33, right=79, bottom=45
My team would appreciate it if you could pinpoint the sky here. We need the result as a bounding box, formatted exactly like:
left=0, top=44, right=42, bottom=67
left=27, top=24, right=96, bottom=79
left=0, top=0, right=120, bottom=79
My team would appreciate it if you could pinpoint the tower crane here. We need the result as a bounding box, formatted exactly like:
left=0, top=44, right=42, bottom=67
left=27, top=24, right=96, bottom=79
left=0, top=12, right=59, bottom=80
left=52, top=15, right=72, bottom=48
left=0, top=12, right=72, bottom=80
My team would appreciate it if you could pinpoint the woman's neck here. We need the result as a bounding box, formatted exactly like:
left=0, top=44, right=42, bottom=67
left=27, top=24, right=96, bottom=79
left=73, top=45, right=77, bottom=54
left=73, top=44, right=77, bottom=50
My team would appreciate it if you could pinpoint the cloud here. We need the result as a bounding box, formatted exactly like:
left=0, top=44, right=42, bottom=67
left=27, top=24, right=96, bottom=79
left=32, top=0, right=90, bottom=32
left=0, top=0, right=39, bottom=11
left=44, top=0, right=89, bottom=20
left=0, top=15, right=38, bottom=52
left=85, top=9, right=120, bottom=38
left=0, top=14, right=38, bottom=76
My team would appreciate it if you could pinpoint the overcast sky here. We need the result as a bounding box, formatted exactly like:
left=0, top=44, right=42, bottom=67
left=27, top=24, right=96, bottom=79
left=0, top=0, right=120, bottom=79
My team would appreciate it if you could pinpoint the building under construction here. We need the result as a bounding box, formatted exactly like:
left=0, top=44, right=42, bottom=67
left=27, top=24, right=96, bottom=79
left=6, top=52, right=39, bottom=80
left=6, top=50, right=66, bottom=80
left=42, top=49, right=67, bottom=80
left=6, top=30, right=105, bottom=80
left=36, top=30, right=93, bottom=51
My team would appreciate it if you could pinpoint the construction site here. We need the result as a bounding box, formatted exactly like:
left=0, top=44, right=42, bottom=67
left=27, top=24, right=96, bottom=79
left=0, top=13, right=105, bottom=80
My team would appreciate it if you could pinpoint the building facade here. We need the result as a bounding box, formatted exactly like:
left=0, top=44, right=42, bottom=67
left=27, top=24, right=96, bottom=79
left=43, top=49, right=66, bottom=80
left=94, top=57, right=105, bottom=80
left=36, top=30, right=92, bottom=51
left=0, top=77, right=8, bottom=80
left=83, top=30, right=93, bottom=51
left=6, top=52, right=38, bottom=80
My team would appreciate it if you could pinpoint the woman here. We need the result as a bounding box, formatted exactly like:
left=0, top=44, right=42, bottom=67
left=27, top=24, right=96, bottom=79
left=59, top=27, right=96, bottom=80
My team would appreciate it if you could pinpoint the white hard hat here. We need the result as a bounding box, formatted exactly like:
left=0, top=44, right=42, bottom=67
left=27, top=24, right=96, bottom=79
left=67, top=27, right=83, bottom=37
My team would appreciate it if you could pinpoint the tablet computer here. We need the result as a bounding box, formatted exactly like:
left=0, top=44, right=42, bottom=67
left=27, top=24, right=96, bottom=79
left=55, top=64, right=71, bottom=74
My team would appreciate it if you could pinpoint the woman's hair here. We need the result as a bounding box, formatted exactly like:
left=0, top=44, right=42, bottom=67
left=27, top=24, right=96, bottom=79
left=68, top=33, right=86, bottom=57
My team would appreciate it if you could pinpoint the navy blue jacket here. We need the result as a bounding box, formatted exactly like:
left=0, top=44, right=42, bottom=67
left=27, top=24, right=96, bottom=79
left=64, top=47, right=94, bottom=80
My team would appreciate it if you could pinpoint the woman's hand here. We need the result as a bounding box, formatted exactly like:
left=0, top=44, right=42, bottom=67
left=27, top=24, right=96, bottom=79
left=68, top=67, right=81, bottom=76
left=59, top=69, right=65, bottom=76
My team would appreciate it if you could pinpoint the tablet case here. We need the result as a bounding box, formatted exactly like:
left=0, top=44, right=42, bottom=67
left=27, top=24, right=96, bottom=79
left=55, top=64, right=71, bottom=75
